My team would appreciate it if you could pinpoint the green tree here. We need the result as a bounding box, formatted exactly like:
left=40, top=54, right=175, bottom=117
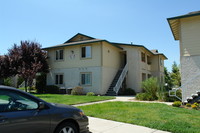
left=171, top=61, right=181, bottom=87
left=164, top=67, right=173, bottom=90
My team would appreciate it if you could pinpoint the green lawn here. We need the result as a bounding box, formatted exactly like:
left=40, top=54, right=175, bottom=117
left=34, top=94, right=115, bottom=105
left=79, top=102, right=200, bottom=133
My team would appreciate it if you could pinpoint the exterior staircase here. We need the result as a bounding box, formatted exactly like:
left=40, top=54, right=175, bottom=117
left=183, top=91, right=200, bottom=104
left=106, top=63, right=128, bottom=96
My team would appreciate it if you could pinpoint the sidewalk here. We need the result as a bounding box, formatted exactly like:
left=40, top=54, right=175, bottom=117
left=88, top=117, right=170, bottom=133
left=73, top=96, right=173, bottom=107
left=73, top=96, right=172, bottom=133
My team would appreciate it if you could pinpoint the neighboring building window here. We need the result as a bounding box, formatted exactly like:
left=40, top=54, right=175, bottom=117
left=55, top=74, right=64, bottom=85
left=160, top=58, right=163, bottom=66
left=81, top=46, right=91, bottom=58
left=81, top=73, right=92, bottom=85
left=141, top=52, right=145, bottom=62
left=55, top=50, right=64, bottom=60
left=142, top=73, right=146, bottom=81
left=148, top=74, right=151, bottom=79
left=147, top=56, right=151, bottom=65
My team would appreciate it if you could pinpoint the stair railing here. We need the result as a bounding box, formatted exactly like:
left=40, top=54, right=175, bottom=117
left=169, top=88, right=181, bottom=101
left=113, top=63, right=128, bottom=94
left=169, top=73, right=200, bottom=102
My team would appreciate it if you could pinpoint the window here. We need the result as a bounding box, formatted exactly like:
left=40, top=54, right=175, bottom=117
left=160, top=58, right=163, bottom=66
left=0, top=90, right=38, bottom=112
left=55, top=74, right=64, bottom=85
left=141, top=52, right=145, bottom=62
left=147, top=56, right=151, bottom=65
left=81, top=73, right=92, bottom=85
left=142, top=73, right=146, bottom=81
left=81, top=46, right=91, bottom=58
left=148, top=74, right=151, bottom=79
left=55, top=49, right=64, bottom=60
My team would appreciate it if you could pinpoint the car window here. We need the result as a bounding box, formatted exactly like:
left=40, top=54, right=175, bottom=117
left=0, top=90, right=39, bottom=112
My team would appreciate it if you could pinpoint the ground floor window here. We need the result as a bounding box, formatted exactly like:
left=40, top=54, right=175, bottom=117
left=81, top=72, right=92, bottom=85
left=55, top=74, right=64, bottom=85
left=148, top=74, right=151, bottom=79
left=142, top=73, right=146, bottom=81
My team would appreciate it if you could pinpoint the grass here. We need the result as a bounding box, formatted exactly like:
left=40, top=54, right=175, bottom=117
left=34, top=94, right=115, bottom=105
left=79, top=102, right=200, bottom=133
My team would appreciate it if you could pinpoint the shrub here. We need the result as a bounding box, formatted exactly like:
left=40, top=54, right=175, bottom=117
left=141, top=77, right=160, bottom=100
left=36, top=73, right=47, bottom=93
left=44, top=85, right=60, bottom=94
left=186, top=103, right=191, bottom=107
left=136, top=93, right=155, bottom=101
left=191, top=104, right=198, bottom=110
left=121, top=88, right=136, bottom=95
left=163, top=89, right=182, bottom=102
left=71, top=86, right=83, bottom=95
left=86, top=92, right=95, bottom=96
left=4, top=77, right=12, bottom=86
left=172, top=101, right=182, bottom=107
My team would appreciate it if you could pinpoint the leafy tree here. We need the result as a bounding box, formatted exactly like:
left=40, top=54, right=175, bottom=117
left=7, top=41, right=49, bottom=92
left=0, top=55, right=14, bottom=78
left=164, top=67, right=173, bottom=90
left=171, top=61, right=181, bottom=87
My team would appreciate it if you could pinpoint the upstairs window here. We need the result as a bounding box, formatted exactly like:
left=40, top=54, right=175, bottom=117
left=55, top=74, right=64, bottom=85
left=147, top=56, right=151, bottom=65
left=160, top=58, right=163, bottom=66
left=141, top=52, right=145, bottom=62
left=81, top=46, right=91, bottom=58
left=81, top=73, right=92, bottom=85
left=55, top=50, right=64, bottom=60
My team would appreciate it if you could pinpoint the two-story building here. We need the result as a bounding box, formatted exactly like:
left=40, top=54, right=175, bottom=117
left=43, top=33, right=167, bottom=95
left=168, top=11, right=200, bottom=102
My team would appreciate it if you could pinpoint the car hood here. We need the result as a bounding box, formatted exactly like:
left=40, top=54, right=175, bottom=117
left=50, top=103, right=80, bottom=111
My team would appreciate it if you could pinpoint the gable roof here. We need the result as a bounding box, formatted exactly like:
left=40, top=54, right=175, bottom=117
left=64, top=33, right=95, bottom=43
left=167, top=11, right=200, bottom=40
left=42, top=33, right=167, bottom=59
left=43, top=33, right=123, bottom=50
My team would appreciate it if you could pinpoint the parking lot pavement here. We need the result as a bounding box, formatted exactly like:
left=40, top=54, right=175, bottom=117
left=88, top=117, right=171, bottom=133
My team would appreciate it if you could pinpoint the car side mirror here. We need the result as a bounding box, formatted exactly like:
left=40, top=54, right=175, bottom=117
left=38, top=102, right=45, bottom=110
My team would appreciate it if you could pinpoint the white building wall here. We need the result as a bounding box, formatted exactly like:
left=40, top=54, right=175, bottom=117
left=181, top=56, right=200, bottom=101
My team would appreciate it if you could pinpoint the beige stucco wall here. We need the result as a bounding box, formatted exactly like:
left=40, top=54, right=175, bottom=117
left=47, top=67, right=102, bottom=94
left=101, top=42, right=122, bottom=94
left=46, top=41, right=123, bottom=95
left=47, top=42, right=102, bottom=69
left=180, top=16, right=200, bottom=56
left=119, top=45, right=141, bottom=92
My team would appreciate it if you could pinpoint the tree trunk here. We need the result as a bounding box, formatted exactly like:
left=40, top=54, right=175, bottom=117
left=24, top=79, right=28, bottom=92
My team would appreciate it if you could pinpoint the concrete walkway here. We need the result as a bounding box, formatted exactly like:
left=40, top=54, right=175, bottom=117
left=73, top=96, right=173, bottom=107
left=88, top=117, right=170, bottom=133
left=73, top=96, right=172, bottom=133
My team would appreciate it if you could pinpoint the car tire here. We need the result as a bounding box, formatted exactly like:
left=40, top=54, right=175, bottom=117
left=55, top=122, right=78, bottom=133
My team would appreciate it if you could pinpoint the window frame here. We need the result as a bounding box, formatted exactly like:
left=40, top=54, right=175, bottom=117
left=55, top=49, right=64, bottom=61
left=141, top=52, right=146, bottom=62
left=81, top=46, right=92, bottom=59
left=55, top=73, right=64, bottom=85
left=80, top=72, right=92, bottom=86
left=142, top=73, right=146, bottom=81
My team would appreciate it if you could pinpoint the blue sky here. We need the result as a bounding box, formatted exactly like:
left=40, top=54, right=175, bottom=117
left=1, top=0, right=200, bottom=71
